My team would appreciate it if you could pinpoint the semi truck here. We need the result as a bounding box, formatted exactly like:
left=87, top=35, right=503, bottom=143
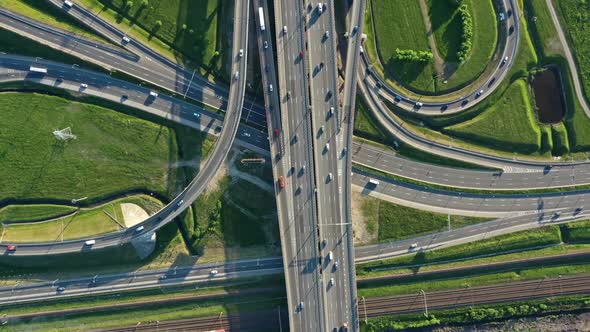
left=29, top=66, right=48, bottom=74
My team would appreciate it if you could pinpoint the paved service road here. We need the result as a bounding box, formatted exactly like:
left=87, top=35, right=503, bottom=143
left=364, top=0, right=519, bottom=113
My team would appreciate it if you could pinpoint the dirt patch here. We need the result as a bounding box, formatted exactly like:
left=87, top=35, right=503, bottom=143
left=121, top=203, right=149, bottom=228
left=428, top=312, right=590, bottom=332
left=351, top=188, right=377, bottom=244
left=204, top=156, right=229, bottom=194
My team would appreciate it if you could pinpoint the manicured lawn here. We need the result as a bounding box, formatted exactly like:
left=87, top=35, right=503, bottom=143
left=444, top=80, right=542, bottom=153
left=0, top=0, right=107, bottom=43
left=375, top=200, right=488, bottom=242
left=354, top=95, right=388, bottom=142
left=555, top=0, right=590, bottom=104
left=0, top=93, right=178, bottom=202
left=77, top=0, right=228, bottom=77
left=426, top=0, right=462, bottom=61
left=370, top=0, right=436, bottom=93
left=0, top=205, right=76, bottom=223
left=1, top=195, right=162, bottom=243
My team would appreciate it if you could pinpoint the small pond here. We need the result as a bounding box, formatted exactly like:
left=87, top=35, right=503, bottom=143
left=531, top=67, right=565, bottom=124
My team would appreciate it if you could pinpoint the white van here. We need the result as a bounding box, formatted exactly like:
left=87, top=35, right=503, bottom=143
left=318, top=3, right=323, bottom=14
left=85, top=240, right=96, bottom=246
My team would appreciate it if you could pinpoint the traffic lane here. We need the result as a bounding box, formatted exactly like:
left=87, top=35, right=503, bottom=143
left=1, top=10, right=267, bottom=127
left=352, top=170, right=589, bottom=217
left=369, top=0, right=518, bottom=113
left=0, top=9, right=138, bottom=62
left=280, top=1, right=324, bottom=330
left=0, top=55, right=266, bottom=132
left=351, top=141, right=590, bottom=189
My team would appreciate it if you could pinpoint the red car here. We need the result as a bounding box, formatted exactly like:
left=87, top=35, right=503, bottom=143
left=6, top=245, right=16, bottom=252
left=274, top=128, right=280, bottom=137
left=299, top=51, right=304, bottom=59
left=278, top=176, right=286, bottom=189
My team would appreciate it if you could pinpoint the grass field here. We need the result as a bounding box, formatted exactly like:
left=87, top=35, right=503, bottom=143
left=1, top=195, right=163, bottom=243
left=0, top=92, right=180, bottom=203
left=75, top=0, right=228, bottom=78
left=359, top=226, right=562, bottom=273
left=370, top=0, right=436, bottom=93
left=0, top=205, right=76, bottom=223
left=441, top=0, right=497, bottom=91
left=443, top=79, right=542, bottom=153
left=0, top=0, right=107, bottom=43
left=524, top=0, right=563, bottom=57
left=360, top=198, right=488, bottom=242
left=554, top=0, right=590, bottom=104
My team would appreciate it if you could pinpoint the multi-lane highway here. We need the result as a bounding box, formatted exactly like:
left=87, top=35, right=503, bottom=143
left=0, top=0, right=250, bottom=256
left=306, top=1, right=354, bottom=331
left=0, top=8, right=267, bottom=129
left=272, top=0, right=325, bottom=330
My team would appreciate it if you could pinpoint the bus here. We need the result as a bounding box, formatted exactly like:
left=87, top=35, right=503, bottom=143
left=258, top=7, right=265, bottom=31
left=29, top=66, right=47, bottom=74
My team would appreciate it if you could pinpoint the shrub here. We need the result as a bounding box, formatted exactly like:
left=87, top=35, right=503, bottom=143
left=457, top=4, right=473, bottom=62
left=394, top=48, right=433, bottom=62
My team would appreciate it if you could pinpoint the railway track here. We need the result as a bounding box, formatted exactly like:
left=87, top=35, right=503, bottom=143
left=96, top=310, right=286, bottom=332
left=96, top=274, right=590, bottom=331
left=360, top=274, right=590, bottom=318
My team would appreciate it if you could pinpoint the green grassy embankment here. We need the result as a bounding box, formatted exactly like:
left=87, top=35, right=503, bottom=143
left=444, top=80, right=542, bottom=153
left=75, top=0, right=228, bottom=79
left=554, top=0, right=590, bottom=105
left=1, top=195, right=162, bottom=243
left=0, top=205, right=76, bottom=223
left=359, top=196, right=488, bottom=243
left=0, top=0, right=107, bottom=43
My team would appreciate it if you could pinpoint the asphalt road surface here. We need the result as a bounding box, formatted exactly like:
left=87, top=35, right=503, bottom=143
left=364, top=0, right=519, bottom=113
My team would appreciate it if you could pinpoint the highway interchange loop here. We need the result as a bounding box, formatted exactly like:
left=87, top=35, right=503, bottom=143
left=1, top=0, right=590, bottom=262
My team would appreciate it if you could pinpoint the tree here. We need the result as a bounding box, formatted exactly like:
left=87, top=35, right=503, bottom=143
left=140, top=0, right=148, bottom=7
left=125, top=1, right=133, bottom=9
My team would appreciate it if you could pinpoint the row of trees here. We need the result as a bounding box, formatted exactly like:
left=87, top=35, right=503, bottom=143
left=394, top=48, right=433, bottom=62
left=457, top=4, right=473, bottom=62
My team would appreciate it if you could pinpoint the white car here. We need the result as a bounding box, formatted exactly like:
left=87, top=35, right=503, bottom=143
left=318, top=3, right=323, bottom=14
left=122, top=35, right=130, bottom=43
left=243, top=132, right=251, bottom=137
left=264, top=41, right=268, bottom=49
left=283, top=26, right=288, bottom=33
left=135, top=226, right=144, bottom=232
left=177, top=199, right=184, bottom=207
left=328, top=173, right=333, bottom=181
left=210, top=270, right=218, bottom=276
left=239, top=49, right=244, bottom=57
left=328, top=251, right=333, bottom=261
left=325, top=142, right=330, bottom=151
left=193, top=112, right=201, bottom=118
left=410, top=243, right=418, bottom=249
left=149, top=91, right=158, bottom=98
left=80, top=83, right=88, bottom=89
left=64, top=0, right=74, bottom=7
left=329, top=278, right=334, bottom=286
left=499, top=12, right=506, bottom=21
left=329, top=107, right=334, bottom=116
left=324, top=31, right=329, bottom=39
left=234, top=71, right=240, bottom=80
